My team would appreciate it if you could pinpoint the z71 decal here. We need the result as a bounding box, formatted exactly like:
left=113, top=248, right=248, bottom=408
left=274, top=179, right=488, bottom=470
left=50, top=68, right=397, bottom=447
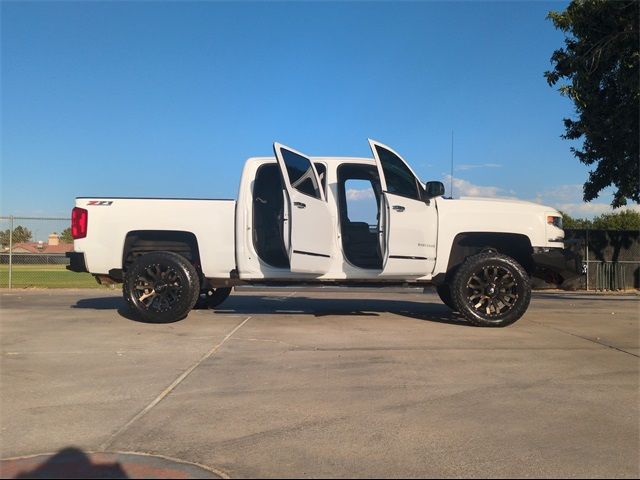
left=87, top=201, right=113, bottom=206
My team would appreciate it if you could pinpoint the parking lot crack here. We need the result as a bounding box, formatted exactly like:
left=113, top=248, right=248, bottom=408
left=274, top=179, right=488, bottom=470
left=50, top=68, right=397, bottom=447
left=98, top=315, right=252, bottom=451
left=233, top=337, right=301, bottom=349
left=529, top=320, right=639, bottom=358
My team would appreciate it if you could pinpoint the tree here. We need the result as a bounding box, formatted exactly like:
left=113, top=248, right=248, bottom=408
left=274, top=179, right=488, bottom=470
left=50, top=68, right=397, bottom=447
left=561, top=212, right=592, bottom=229
left=0, top=225, right=33, bottom=247
left=545, top=1, right=639, bottom=208
left=591, top=209, right=640, bottom=230
left=561, top=209, right=640, bottom=230
left=60, top=228, right=73, bottom=244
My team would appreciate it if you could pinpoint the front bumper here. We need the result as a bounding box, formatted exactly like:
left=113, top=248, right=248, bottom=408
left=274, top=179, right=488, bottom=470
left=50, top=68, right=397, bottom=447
left=66, top=252, right=88, bottom=273
left=532, top=247, right=582, bottom=282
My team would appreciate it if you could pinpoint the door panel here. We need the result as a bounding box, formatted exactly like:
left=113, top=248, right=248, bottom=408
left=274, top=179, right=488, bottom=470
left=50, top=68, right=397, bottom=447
left=383, top=191, right=437, bottom=276
left=273, top=143, right=333, bottom=274
left=378, top=192, right=388, bottom=262
left=282, top=189, right=291, bottom=253
left=369, top=139, right=437, bottom=277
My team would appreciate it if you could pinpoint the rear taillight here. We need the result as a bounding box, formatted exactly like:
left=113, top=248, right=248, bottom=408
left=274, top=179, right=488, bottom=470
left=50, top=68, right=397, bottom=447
left=71, top=207, right=88, bottom=239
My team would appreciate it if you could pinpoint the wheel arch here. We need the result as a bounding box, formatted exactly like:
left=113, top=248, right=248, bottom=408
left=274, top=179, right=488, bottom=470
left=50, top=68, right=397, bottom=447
left=122, top=230, right=202, bottom=272
left=444, top=232, right=534, bottom=280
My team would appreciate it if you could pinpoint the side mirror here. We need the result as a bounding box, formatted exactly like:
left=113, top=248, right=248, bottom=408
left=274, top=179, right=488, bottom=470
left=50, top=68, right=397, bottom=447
left=425, top=181, right=445, bottom=198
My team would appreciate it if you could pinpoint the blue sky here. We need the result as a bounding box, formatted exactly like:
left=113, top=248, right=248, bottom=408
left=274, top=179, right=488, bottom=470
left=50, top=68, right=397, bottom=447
left=1, top=0, right=634, bottom=218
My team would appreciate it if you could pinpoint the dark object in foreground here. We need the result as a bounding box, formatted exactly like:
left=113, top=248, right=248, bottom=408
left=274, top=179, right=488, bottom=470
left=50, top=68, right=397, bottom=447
left=1, top=448, right=221, bottom=479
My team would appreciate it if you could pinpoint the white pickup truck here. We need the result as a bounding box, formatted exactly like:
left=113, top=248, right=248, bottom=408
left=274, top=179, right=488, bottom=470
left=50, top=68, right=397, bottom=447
left=67, top=140, right=579, bottom=327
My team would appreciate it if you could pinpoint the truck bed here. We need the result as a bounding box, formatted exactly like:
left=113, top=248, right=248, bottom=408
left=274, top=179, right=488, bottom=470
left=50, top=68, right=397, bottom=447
left=73, top=197, right=236, bottom=278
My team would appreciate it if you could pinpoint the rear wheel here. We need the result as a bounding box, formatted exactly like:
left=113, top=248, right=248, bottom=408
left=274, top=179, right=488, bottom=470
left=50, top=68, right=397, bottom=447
left=194, top=287, right=232, bottom=310
left=123, top=251, right=200, bottom=323
left=451, top=252, right=531, bottom=327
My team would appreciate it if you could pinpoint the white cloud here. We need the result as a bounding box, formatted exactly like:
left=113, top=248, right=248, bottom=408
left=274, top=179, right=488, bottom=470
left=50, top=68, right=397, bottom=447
left=533, top=184, right=582, bottom=205
left=555, top=202, right=640, bottom=217
left=346, top=188, right=375, bottom=201
left=533, top=184, right=640, bottom=218
left=455, top=163, right=502, bottom=171
left=532, top=184, right=640, bottom=218
left=443, top=175, right=506, bottom=198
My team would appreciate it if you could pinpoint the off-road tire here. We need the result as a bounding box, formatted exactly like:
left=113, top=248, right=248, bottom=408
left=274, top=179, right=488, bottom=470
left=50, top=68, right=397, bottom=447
left=451, top=252, right=531, bottom=327
left=436, top=284, right=457, bottom=310
left=194, top=287, right=233, bottom=310
left=123, top=251, right=200, bottom=323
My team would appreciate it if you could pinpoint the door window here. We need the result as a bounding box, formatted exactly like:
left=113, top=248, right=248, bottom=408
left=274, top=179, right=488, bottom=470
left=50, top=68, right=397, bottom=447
left=374, top=145, right=421, bottom=200
left=281, top=148, right=323, bottom=200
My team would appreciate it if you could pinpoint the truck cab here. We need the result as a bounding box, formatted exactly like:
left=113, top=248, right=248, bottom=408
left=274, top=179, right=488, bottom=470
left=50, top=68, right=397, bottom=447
left=236, top=140, right=439, bottom=282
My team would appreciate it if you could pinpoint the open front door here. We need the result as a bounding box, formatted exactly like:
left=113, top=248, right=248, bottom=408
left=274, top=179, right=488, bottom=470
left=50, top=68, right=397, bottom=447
left=369, top=139, right=437, bottom=277
left=273, top=143, right=333, bottom=274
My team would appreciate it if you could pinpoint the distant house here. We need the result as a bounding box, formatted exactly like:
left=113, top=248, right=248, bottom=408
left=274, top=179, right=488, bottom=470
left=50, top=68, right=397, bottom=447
left=9, top=233, right=73, bottom=254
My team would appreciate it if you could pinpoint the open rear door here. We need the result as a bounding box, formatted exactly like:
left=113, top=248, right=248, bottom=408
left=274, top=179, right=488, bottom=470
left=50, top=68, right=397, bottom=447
left=369, top=139, right=437, bottom=277
left=273, top=143, right=333, bottom=274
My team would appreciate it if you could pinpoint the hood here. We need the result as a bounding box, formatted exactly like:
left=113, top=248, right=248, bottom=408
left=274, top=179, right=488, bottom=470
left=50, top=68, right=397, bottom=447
left=434, top=196, right=564, bottom=249
left=455, top=196, right=558, bottom=213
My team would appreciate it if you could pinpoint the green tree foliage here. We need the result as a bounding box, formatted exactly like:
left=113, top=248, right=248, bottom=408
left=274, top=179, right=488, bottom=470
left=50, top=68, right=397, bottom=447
left=561, top=212, right=592, bottom=229
left=562, top=209, right=640, bottom=230
left=545, top=1, right=639, bottom=208
left=1, top=230, right=11, bottom=248
left=59, top=227, right=73, bottom=244
left=0, top=225, right=34, bottom=247
left=592, top=209, right=640, bottom=230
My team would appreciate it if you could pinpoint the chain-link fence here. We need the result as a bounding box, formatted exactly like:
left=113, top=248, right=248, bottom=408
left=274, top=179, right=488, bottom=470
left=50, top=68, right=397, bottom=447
left=0, top=216, right=102, bottom=288
left=564, top=229, right=640, bottom=291
left=1, top=216, right=638, bottom=290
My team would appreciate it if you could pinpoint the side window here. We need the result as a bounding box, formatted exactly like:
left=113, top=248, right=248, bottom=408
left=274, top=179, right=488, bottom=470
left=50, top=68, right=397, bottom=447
left=375, top=145, right=420, bottom=200
left=281, top=148, right=322, bottom=199
left=344, top=179, right=377, bottom=226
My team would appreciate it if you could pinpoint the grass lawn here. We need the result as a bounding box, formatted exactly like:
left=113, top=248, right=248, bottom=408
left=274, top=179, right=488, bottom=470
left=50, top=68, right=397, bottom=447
left=0, top=264, right=107, bottom=288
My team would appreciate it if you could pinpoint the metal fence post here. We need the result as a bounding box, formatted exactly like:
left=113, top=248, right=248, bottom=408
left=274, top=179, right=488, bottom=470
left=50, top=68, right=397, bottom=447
left=8, top=215, right=13, bottom=289
left=585, top=228, right=589, bottom=291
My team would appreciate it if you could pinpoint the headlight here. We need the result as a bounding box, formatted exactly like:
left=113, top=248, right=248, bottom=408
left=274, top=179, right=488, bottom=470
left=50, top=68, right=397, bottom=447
left=547, top=215, right=562, bottom=229
left=546, top=214, right=564, bottom=243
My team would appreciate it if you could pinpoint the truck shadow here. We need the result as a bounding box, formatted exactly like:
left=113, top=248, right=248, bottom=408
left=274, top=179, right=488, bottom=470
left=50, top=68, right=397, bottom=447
left=217, top=295, right=471, bottom=326
left=71, top=296, right=142, bottom=322
left=72, top=294, right=471, bottom=326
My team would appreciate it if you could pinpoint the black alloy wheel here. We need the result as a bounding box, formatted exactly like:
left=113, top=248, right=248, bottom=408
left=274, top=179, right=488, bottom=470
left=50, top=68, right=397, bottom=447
left=465, top=265, right=518, bottom=317
left=451, top=252, right=531, bottom=327
left=124, top=251, right=200, bottom=323
left=193, top=287, right=233, bottom=309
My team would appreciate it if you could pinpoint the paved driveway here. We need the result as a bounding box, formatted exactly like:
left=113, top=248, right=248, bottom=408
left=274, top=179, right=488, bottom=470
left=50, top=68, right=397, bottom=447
left=1, top=289, right=638, bottom=478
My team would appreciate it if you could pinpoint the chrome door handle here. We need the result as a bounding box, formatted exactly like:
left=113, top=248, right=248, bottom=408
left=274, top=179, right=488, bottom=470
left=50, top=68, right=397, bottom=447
left=392, top=205, right=405, bottom=212
left=294, top=202, right=306, bottom=209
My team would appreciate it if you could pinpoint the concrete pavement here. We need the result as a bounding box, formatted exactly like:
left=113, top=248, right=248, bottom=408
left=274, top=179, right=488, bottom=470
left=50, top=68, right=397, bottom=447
left=1, top=288, right=638, bottom=478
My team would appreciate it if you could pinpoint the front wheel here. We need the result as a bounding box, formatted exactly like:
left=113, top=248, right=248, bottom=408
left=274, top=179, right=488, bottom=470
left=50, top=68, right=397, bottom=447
left=123, top=251, right=200, bottom=323
left=436, top=284, right=456, bottom=310
left=451, top=252, right=531, bottom=327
